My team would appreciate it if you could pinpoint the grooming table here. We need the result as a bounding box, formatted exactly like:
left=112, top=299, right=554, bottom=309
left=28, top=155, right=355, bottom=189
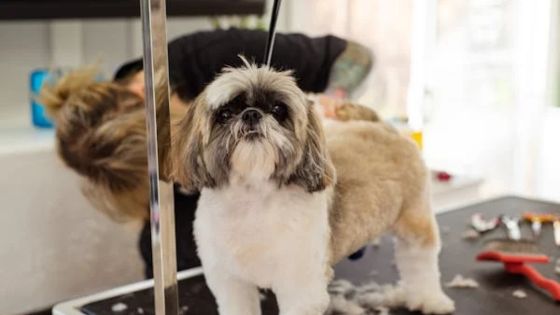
left=54, top=196, right=560, bottom=315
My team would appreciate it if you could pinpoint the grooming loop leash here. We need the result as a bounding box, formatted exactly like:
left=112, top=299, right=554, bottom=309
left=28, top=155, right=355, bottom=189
left=264, top=0, right=283, bottom=66
left=140, top=0, right=179, bottom=314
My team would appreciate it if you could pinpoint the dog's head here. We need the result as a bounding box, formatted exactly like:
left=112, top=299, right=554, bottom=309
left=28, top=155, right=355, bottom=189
left=172, top=59, right=334, bottom=192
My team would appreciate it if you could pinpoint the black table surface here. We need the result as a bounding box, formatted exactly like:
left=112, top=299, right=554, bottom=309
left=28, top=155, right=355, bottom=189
left=81, top=196, right=560, bottom=315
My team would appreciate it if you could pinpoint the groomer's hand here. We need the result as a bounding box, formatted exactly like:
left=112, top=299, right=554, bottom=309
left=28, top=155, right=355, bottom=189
left=317, top=95, right=342, bottom=119
left=317, top=95, right=379, bottom=123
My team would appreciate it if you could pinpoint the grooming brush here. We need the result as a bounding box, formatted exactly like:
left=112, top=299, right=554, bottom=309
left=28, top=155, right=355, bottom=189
left=477, top=239, right=560, bottom=301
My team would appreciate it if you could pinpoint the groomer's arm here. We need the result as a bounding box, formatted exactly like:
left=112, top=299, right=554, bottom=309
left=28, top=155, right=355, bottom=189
left=270, top=32, right=375, bottom=121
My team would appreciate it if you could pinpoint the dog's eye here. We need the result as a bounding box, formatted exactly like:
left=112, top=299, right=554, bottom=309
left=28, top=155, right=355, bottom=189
left=217, top=108, right=233, bottom=123
left=271, top=103, right=288, bottom=121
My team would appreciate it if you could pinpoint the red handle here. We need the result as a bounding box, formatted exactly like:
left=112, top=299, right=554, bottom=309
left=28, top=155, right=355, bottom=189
left=506, top=263, right=560, bottom=301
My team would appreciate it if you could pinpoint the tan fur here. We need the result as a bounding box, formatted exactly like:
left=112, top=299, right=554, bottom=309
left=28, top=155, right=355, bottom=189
left=334, top=102, right=380, bottom=122
left=325, top=120, right=434, bottom=263
left=170, top=92, right=212, bottom=192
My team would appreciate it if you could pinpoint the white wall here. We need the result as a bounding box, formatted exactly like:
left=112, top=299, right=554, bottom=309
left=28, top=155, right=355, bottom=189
left=82, top=20, right=135, bottom=74
left=422, top=0, right=557, bottom=200
left=0, top=22, right=50, bottom=118
left=0, top=18, right=213, bottom=119
left=280, top=0, right=414, bottom=117
left=0, top=148, right=144, bottom=315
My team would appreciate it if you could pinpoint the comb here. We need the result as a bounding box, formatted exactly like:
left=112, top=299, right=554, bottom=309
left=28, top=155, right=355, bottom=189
left=477, top=239, right=560, bottom=301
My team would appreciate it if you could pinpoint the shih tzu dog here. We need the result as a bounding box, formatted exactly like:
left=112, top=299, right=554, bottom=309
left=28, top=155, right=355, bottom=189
left=172, top=60, right=455, bottom=315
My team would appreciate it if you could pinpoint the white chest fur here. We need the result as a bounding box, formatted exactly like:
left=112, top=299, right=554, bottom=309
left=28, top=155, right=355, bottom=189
left=194, top=182, right=331, bottom=289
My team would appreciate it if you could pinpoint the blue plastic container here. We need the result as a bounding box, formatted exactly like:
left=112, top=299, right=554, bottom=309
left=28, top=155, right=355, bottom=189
left=30, top=69, right=54, bottom=128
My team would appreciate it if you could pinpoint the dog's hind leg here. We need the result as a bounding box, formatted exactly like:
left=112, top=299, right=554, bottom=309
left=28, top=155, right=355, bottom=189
left=392, top=193, right=455, bottom=314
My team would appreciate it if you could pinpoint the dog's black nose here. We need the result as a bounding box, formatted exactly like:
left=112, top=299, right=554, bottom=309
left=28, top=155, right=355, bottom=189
left=242, top=109, right=262, bottom=126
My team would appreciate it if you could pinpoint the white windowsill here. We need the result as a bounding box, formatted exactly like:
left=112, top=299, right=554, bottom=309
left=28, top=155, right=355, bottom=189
left=0, top=106, right=55, bottom=155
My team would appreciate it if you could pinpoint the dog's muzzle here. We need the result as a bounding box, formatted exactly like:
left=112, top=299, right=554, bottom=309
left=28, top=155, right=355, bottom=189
left=239, top=109, right=263, bottom=140
left=242, top=109, right=262, bottom=129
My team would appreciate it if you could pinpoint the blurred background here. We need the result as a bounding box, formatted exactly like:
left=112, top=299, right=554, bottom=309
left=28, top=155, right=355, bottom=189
left=1, top=0, right=559, bottom=314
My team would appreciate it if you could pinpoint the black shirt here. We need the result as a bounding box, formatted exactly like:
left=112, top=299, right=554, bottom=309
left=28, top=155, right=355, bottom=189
left=140, top=188, right=201, bottom=278
left=115, top=28, right=347, bottom=100
left=168, top=28, right=347, bottom=100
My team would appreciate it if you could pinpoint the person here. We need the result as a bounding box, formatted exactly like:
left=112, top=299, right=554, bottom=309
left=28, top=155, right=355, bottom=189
left=41, top=28, right=374, bottom=278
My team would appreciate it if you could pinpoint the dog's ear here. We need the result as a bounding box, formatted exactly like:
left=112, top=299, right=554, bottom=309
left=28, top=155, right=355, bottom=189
left=289, top=105, right=335, bottom=192
left=171, top=95, right=215, bottom=192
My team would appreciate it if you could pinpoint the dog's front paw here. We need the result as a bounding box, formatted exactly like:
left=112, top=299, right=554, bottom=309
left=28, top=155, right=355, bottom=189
left=406, top=291, right=455, bottom=314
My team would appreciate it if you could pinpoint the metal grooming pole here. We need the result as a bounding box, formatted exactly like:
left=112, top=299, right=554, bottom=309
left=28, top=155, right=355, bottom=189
left=138, top=0, right=282, bottom=313
left=140, top=0, right=179, bottom=314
